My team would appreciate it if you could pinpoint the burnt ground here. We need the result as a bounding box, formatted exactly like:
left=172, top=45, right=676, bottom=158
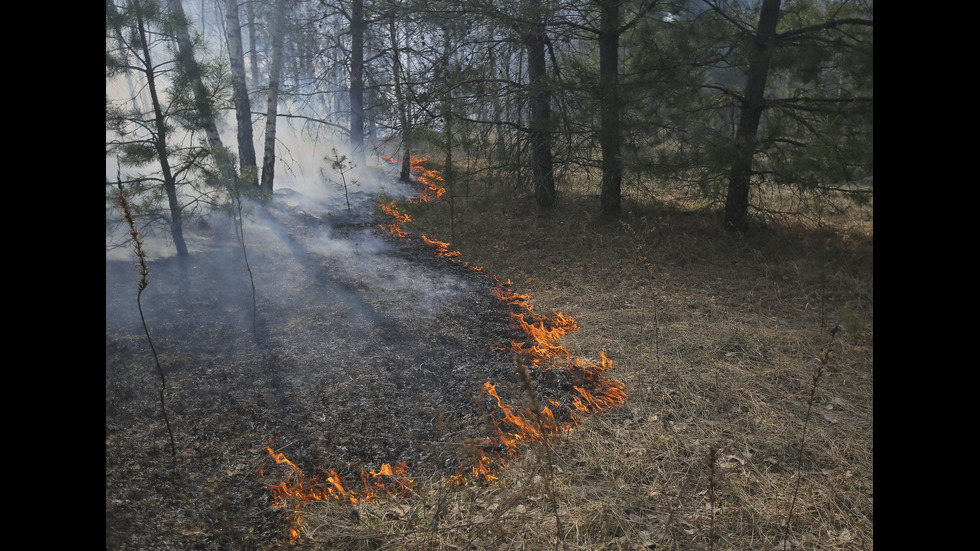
left=106, top=187, right=589, bottom=550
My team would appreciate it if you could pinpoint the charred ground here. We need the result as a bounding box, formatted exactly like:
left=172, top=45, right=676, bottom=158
left=106, top=191, right=593, bottom=550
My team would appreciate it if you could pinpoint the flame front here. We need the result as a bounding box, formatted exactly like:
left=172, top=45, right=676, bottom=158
left=375, top=155, right=627, bottom=479
left=265, top=156, right=627, bottom=539
left=482, top=381, right=558, bottom=455
left=492, top=279, right=626, bottom=412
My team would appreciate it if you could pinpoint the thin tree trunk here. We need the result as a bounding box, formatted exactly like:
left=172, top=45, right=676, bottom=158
left=225, top=0, right=257, bottom=186
left=167, top=0, right=235, bottom=183
left=388, top=12, right=412, bottom=182
left=598, top=0, right=623, bottom=216
left=260, top=0, right=286, bottom=194
left=725, top=0, right=781, bottom=232
left=349, top=0, right=366, bottom=167
left=442, top=24, right=455, bottom=241
left=246, top=0, right=259, bottom=89
left=135, top=0, right=188, bottom=256
left=525, top=0, right=555, bottom=209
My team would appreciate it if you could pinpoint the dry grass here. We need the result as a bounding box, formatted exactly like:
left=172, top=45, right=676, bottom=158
left=285, top=179, right=873, bottom=550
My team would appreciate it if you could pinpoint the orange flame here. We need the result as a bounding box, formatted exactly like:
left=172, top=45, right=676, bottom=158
left=406, top=157, right=446, bottom=203
left=420, top=234, right=462, bottom=258
left=264, top=446, right=413, bottom=540
left=482, top=381, right=559, bottom=455
left=379, top=155, right=446, bottom=203
left=489, top=279, right=627, bottom=414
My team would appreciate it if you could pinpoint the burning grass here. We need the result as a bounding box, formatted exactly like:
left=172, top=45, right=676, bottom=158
left=106, top=156, right=872, bottom=549
left=288, top=165, right=873, bottom=549
left=259, top=159, right=631, bottom=539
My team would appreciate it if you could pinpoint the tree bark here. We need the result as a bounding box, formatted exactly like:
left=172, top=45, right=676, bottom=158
left=166, top=0, right=236, bottom=183
left=598, top=0, right=623, bottom=216
left=260, top=0, right=286, bottom=194
left=135, top=0, right=188, bottom=256
left=246, top=0, right=259, bottom=89
left=442, top=23, right=456, bottom=240
left=349, top=0, right=366, bottom=167
left=388, top=12, right=412, bottom=181
left=525, top=0, right=555, bottom=209
left=225, top=0, right=257, bottom=186
left=725, top=0, right=781, bottom=232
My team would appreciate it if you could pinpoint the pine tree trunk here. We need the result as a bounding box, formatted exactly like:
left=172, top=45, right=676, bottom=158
left=526, top=0, right=555, bottom=209
left=167, top=0, right=235, bottom=183
left=725, top=0, right=781, bottom=232
left=260, top=0, right=285, bottom=194
left=135, top=0, right=188, bottom=256
left=225, top=0, right=257, bottom=186
left=246, top=1, right=259, bottom=89
left=349, top=0, right=366, bottom=167
left=598, top=0, right=623, bottom=216
left=388, top=13, right=412, bottom=182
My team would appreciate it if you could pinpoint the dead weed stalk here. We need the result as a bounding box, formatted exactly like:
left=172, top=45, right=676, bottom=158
left=115, top=179, right=176, bottom=461
left=705, top=444, right=719, bottom=550
left=620, top=220, right=661, bottom=377
left=782, top=325, right=838, bottom=547
left=515, top=354, right=564, bottom=550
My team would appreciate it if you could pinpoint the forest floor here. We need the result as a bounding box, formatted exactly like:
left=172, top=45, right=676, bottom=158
left=287, top=176, right=873, bottom=550
left=107, top=170, right=873, bottom=550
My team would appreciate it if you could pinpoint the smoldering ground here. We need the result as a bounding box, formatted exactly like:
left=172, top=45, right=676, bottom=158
left=106, top=133, right=591, bottom=549
left=106, top=170, right=519, bottom=465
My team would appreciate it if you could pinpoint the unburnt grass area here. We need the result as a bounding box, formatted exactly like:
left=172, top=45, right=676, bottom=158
left=291, top=190, right=873, bottom=550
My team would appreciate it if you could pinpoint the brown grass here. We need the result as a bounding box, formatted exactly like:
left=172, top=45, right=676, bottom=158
left=287, top=179, right=873, bottom=550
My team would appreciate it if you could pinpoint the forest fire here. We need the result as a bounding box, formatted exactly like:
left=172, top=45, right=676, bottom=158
left=262, top=156, right=626, bottom=540
left=376, top=156, right=627, bottom=438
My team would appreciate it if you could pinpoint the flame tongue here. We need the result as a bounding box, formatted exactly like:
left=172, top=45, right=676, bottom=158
left=265, top=447, right=412, bottom=503
left=264, top=446, right=413, bottom=540
left=482, top=381, right=558, bottom=454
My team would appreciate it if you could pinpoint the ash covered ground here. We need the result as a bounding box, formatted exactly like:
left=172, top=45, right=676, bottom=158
left=106, top=183, right=584, bottom=550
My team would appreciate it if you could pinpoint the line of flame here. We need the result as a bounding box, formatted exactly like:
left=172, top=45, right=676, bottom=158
left=374, top=156, right=628, bottom=481
left=264, top=157, right=627, bottom=538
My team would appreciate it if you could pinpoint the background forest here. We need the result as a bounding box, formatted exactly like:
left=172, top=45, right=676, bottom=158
left=106, top=0, right=872, bottom=240
left=106, top=1, right=872, bottom=549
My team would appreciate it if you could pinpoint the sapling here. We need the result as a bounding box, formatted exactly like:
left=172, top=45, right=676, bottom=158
left=324, top=148, right=359, bottom=213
